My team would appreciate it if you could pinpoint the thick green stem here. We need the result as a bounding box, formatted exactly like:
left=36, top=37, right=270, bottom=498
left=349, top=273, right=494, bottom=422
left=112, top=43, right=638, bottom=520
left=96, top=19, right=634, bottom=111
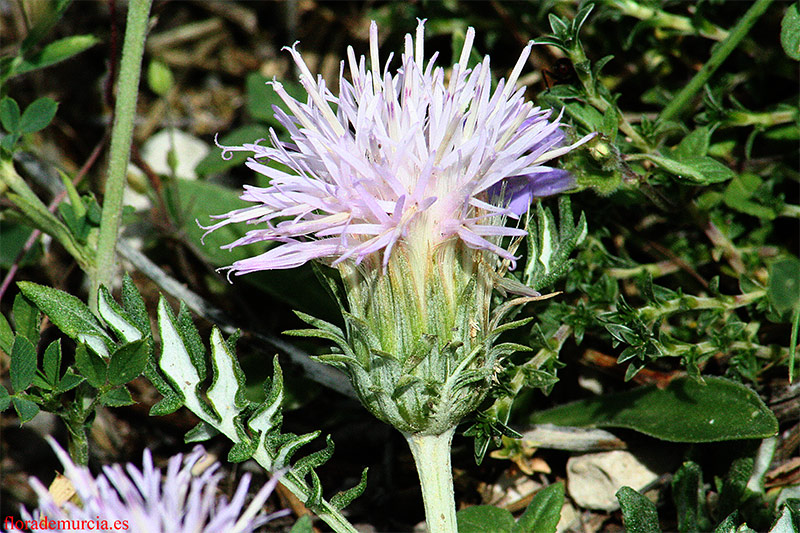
left=659, top=0, right=773, bottom=122
left=92, top=0, right=153, bottom=312
left=405, top=429, right=458, bottom=533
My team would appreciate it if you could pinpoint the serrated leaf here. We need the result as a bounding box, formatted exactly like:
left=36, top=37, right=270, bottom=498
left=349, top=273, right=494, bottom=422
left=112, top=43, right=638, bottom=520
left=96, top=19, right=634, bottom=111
left=184, top=421, right=220, bottom=443
left=782, top=4, right=800, bottom=60
left=10, top=336, right=37, bottom=393
left=13, top=293, right=40, bottom=345
left=18, top=97, right=58, bottom=134
left=121, top=274, right=150, bottom=334
left=156, top=298, right=209, bottom=419
left=293, top=435, right=334, bottom=479
left=228, top=436, right=258, bottom=463
left=457, top=505, right=516, bottom=533
left=98, top=286, right=143, bottom=343
left=0, top=97, right=21, bottom=132
left=177, top=303, right=207, bottom=381
left=149, top=394, right=184, bottom=417
left=74, top=343, right=106, bottom=388
left=207, top=328, right=248, bottom=427
left=42, top=339, right=62, bottom=385
left=769, top=501, right=799, bottom=533
left=12, top=396, right=39, bottom=424
left=108, top=340, right=148, bottom=386
left=330, top=468, right=368, bottom=511
left=99, top=386, right=134, bottom=407
left=514, top=482, right=564, bottom=533
left=617, top=486, right=661, bottom=533
left=17, top=281, right=111, bottom=357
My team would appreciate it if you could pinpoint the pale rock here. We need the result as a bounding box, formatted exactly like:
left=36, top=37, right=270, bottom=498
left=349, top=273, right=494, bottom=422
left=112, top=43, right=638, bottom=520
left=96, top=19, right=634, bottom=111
left=567, top=450, right=660, bottom=511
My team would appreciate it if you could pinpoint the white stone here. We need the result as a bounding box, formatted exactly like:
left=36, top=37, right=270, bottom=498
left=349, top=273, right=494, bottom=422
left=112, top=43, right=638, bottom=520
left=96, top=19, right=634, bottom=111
left=567, top=450, right=660, bottom=511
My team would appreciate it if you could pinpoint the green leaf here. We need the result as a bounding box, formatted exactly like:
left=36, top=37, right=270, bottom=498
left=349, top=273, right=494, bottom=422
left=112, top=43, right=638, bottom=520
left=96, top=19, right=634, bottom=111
left=723, top=173, right=777, bottom=220
left=782, top=4, right=800, bottom=60
left=246, top=73, right=305, bottom=125
left=531, top=376, right=778, bottom=442
left=13, top=292, right=41, bottom=345
left=19, top=0, right=73, bottom=56
left=718, top=458, right=753, bottom=521
left=330, top=468, right=369, bottom=511
left=55, top=372, right=83, bottom=393
left=768, top=257, right=800, bottom=315
left=147, top=59, right=174, bottom=96
left=42, top=339, right=62, bottom=385
left=184, top=421, right=220, bottom=443
left=0, top=97, right=21, bottom=132
left=107, top=340, right=148, bottom=386
left=644, top=154, right=736, bottom=184
left=74, top=343, right=107, bottom=388
left=17, top=281, right=111, bottom=357
left=457, top=505, right=516, bottom=533
left=0, top=312, right=13, bottom=356
left=12, top=396, right=39, bottom=424
left=16, top=35, right=99, bottom=76
left=194, top=124, right=271, bottom=177
left=0, top=385, right=10, bottom=410
left=99, top=386, right=135, bottom=407
left=514, top=482, right=564, bottom=533
left=121, top=274, right=150, bottom=335
left=10, top=336, right=37, bottom=393
left=18, top=98, right=58, bottom=134
left=289, top=515, right=314, bottom=533
left=672, top=462, right=710, bottom=533
left=674, top=127, right=711, bottom=160
left=617, top=486, right=661, bottom=533
left=713, top=513, right=739, bottom=533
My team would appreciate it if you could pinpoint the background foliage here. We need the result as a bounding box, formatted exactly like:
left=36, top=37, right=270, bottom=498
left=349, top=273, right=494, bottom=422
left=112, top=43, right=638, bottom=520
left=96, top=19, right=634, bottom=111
left=1, top=1, right=798, bottom=531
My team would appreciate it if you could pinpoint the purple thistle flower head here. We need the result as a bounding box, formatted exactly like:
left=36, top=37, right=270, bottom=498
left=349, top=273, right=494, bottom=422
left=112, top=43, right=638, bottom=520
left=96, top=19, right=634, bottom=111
left=203, top=20, right=593, bottom=275
left=6, top=438, right=287, bottom=533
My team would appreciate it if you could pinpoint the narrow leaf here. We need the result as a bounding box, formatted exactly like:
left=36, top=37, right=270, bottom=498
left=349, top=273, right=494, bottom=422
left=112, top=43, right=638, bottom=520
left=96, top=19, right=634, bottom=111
left=42, top=339, right=62, bottom=385
left=617, top=486, right=661, bottom=533
left=13, top=292, right=41, bottom=345
left=10, top=336, right=37, bottom=393
left=74, top=343, right=106, bottom=388
left=0, top=97, right=21, bottom=132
